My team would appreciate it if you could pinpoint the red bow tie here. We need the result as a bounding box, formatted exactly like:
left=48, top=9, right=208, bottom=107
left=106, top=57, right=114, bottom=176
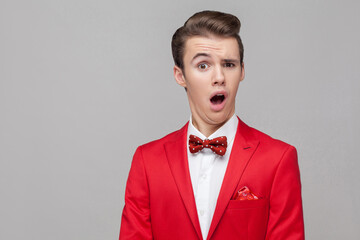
left=189, top=134, right=227, bottom=156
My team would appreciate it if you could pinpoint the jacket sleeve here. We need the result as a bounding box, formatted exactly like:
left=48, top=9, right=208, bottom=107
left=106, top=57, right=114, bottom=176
left=120, top=146, right=153, bottom=240
left=265, top=145, right=305, bottom=240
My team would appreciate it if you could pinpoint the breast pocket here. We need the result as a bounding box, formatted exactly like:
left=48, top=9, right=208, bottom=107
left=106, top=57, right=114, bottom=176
left=218, top=198, right=269, bottom=240
left=227, top=198, right=268, bottom=209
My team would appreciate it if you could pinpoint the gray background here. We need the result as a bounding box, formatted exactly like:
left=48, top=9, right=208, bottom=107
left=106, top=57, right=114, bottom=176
left=1, top=0, right=359, bottom=239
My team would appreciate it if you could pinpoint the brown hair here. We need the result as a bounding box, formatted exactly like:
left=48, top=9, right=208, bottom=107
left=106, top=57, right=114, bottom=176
left=171, top=10, right=244, bottom=71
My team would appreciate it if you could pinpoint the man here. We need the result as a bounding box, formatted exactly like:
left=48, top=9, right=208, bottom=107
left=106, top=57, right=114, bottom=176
left=120, top=10, right=304, bottom=240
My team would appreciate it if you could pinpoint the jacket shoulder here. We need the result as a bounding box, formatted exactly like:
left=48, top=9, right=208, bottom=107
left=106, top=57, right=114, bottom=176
left=242, top=122, right=298, bottom=171
left=137, top=123, right=187, bottom=153
left=243, top=121, right=296, bottom=153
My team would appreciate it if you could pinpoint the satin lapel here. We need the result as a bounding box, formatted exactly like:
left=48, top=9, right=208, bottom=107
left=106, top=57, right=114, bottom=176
left=207, top=119, right=260, bottom=240
left=164, top=123, right=202, bottom=240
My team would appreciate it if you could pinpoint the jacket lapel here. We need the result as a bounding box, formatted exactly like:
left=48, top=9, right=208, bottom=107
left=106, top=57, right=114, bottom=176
left=164, top=123, right=203, bottom=240
left=207, top=118, right=260, bottom=240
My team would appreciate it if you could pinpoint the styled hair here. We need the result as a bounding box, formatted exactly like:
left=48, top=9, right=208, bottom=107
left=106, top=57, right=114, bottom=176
left=171, top=10, right=244, bottom=71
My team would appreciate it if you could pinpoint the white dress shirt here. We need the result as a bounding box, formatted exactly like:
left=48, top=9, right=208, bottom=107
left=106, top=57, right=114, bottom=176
left=187, top=114, right=239, bottom=240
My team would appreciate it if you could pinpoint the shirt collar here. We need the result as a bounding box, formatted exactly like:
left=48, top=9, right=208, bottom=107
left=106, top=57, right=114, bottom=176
left=187, top=114, right=238, bottom=143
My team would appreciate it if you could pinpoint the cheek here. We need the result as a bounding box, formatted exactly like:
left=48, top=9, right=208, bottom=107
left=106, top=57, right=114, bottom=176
left=188, top=68, right=212, bottom=81
left=228, top=73, right=241, bottom=89
left=187, top=84, right=208, bottom=107
left=189, top=89, right=206, bottom=104
left=187, top=75, right=208, bottom=93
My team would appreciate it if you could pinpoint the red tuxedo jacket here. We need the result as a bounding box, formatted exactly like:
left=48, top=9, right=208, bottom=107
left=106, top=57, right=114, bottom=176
left=120, top=118, right=304, bottom=240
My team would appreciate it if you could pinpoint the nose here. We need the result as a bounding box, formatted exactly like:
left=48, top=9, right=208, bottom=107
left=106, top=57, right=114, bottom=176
left=212, top=65, right=225, bottom=86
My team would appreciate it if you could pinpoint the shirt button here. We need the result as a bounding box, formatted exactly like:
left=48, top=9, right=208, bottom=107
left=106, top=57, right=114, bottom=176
left=201, top=174, right=207, bottom=180
left=199, top=210, right=205, bottom=216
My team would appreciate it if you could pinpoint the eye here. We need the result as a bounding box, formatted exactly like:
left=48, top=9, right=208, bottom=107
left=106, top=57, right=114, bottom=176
left=198, top=63, right=209, bottom=70
left=224, top=62, right=235, bottom=68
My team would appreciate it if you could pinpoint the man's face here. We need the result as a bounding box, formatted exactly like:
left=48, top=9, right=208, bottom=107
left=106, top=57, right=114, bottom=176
left=174, top=35, right=245, bottom=131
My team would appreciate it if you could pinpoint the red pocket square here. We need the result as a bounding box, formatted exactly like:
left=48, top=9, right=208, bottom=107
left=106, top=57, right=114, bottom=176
left=233, top=186, right=259, bottom=200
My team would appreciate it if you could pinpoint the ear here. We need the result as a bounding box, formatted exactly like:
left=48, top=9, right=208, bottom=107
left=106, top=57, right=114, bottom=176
left=240, top=62, right=245, bottom=82
left=174, top=65, right=187, bottom=88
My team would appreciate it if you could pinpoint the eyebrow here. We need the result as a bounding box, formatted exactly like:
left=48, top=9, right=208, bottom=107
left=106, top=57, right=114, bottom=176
left=223, top=59, right=240, bottom=63
left=191, top=53, right=210, bottom=62
left=191, top=53, right=240, bottom=63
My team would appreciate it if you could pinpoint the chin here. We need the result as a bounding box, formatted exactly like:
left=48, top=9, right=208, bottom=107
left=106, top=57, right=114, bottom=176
left=207, top=111, right=233, bottom=125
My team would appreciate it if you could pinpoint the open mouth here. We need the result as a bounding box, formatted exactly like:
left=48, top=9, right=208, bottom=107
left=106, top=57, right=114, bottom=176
left=210, top=94, right=225, bottom=105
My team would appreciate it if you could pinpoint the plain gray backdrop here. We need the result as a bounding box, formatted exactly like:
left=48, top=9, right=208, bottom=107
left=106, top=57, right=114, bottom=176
left=1, top=0, right=359, bottom=239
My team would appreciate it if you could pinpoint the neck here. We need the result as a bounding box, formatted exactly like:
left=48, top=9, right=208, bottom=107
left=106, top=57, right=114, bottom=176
left=192, top=122, right=223, bottom=138
left=191, top=115, right=232, bottom=138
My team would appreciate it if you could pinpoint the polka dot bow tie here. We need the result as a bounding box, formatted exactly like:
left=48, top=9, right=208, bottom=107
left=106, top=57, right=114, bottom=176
left=189, top=134, right=227, bottom=156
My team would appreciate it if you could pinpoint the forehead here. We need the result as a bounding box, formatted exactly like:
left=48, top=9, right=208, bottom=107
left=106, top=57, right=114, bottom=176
left=183, top=35, right=240, bottom=60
